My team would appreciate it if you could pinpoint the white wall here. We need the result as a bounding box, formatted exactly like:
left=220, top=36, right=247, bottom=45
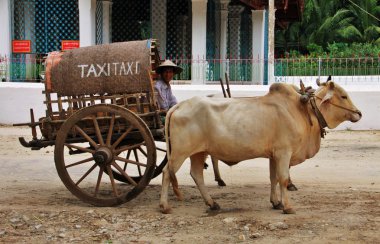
left=0, top=0, right=11, bottom=82
left=79, top=0, right=96, bottom=47
left=0, top=0, right=11, bottom=57
left=1, top=83, right=379, bottom=130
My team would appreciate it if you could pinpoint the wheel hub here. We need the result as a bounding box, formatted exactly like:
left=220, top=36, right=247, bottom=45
left=93, top=147, right=113, bottom=165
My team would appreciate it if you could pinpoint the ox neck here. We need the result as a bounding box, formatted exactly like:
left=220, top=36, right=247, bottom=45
left=309, top=97, right=328, bottom=138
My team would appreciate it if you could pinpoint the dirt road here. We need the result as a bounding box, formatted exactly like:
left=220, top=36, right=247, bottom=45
left=0, top=126, right=379, bottom=243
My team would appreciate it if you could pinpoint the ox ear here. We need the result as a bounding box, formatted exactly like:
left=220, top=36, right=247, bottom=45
left=316, top=78, right=326, bottom=87
left=320, top=81, right=335, bottom=105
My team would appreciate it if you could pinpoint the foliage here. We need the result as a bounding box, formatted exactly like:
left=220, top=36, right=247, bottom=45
left=275, top=0, right=380, bottom=56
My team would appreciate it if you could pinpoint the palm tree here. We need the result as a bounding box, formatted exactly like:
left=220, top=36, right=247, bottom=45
left=344, top=0, right=380, bottom=43
left=275, top=0, right=380, bottom=54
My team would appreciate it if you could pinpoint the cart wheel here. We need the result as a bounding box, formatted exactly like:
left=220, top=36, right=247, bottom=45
left=54, top=104, right=156, bottom=207
left=109, top=144, right=167, bottom=183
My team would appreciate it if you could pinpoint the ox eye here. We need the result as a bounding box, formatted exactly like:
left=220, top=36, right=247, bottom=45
left=341, top=95, right=347, bottom=99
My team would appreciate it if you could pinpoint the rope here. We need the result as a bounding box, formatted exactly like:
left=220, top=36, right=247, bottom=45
left=315, top=96, right=359, bottom=113
left=347, top=0, right=380, bottom=22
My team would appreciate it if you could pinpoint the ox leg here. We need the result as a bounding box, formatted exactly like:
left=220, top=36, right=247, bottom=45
left=275, top=152, right=296, bottom=214
left=159, top=157, right=186, bottom=214
left=269, top=158, right=283, bottom=210
left=190, top=153, right=220, bottom=211
left=160, top=164, right=172, bottom=214
left=211, top=156, right=226, bottom=187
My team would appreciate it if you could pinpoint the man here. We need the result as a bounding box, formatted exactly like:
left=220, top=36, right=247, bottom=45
left=154, top=60, right=183, bottom=111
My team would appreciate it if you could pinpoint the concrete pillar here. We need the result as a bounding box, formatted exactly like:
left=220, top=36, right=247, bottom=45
left=0, top=0, right=11, bottom=57
left=228, top=5, right=244, bottom=81
left=191, top=0, right=208, bottom=84
left=251, top=9, right=265, bottom=84
left=0, top=0, right=11, bottom=81
left=79, top=0, right=96, bottom=47
left=102, top=0, right=112, bottom=44
left=268, top=0, right=276, bottom=84
left=216, top=0, right=230, bottom=79
left=151, top=0, right=167, bottom=58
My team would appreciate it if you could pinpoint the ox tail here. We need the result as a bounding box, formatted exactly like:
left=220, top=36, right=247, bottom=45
left=165, top=104, right=183, bottom=200
left=165, top=104, right=179, bottom=162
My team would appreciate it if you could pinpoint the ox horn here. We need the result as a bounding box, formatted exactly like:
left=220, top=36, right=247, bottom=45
left=300, top=79, right=306, bottom=93
left=316, top=78, right=327, bottom=87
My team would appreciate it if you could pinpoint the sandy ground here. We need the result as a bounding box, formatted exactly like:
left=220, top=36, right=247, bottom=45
left=0, top=126, right=379, bottom=243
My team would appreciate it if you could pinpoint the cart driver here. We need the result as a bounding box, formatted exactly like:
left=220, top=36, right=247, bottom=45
left=154, top=60, right=183, bottom=112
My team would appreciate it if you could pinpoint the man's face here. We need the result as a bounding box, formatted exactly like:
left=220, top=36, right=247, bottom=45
left=162, top=68, right=174, bottom=84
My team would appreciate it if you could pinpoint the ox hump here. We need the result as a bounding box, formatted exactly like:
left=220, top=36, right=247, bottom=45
left=268, top=83, right=299, bottom=97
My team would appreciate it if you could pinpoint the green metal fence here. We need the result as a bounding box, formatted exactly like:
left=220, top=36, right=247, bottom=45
left=3, top=56, right=380, bottom=83
left=275, top=57, right=380, bottom=77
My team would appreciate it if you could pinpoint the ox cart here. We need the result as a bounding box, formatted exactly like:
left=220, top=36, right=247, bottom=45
left=14, top=40, right=169, bottom=207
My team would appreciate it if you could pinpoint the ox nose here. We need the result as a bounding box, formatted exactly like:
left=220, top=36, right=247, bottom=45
left=357, top=111, right=362, bottom=118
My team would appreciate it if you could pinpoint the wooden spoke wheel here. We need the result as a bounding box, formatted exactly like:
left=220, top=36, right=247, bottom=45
left=54, top=104, right=156, bottom=207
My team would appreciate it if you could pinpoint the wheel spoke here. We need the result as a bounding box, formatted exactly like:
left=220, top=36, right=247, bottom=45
left=106, top=165, right=119, bottom=196
left=92, top=117, right=105, bottom=146
left=66, top=157, right=94, bottom=168
left=65, top=143, right=95, bottom=154
left=115, top=156, right=147, bottom=167
left=75, top=163, right=97, bottom=186
left=106, top=114, right=115, bottom=146
left=137, top=146, right=148, bottom=157
left=123, top=150, right=132, bottom=171
left=73, top=125, right=98, bottom=149
left=115, top=142, right=145, bottom=155
left=156, top=147, right=167, bottom=152
left=112, top=161, right=138, bottom=186
left=112, top=126, right=133, bottom=149
left=94, top=165, right=104, bottom=197
left=133, top=149, right=142, bottom=177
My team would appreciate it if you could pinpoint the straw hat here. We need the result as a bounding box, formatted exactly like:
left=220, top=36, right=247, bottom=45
left=155, top=60, right=183, bottom=74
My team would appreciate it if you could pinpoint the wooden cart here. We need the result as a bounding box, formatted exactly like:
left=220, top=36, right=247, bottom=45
left=15, top=40, right=168, bottom=207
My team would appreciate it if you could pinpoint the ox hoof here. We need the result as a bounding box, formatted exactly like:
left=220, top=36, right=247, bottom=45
left=209, top=202, right=221, bottom=211
left=271, top=201, right=284, bottom=210
left=217, top=179, right=227, bottom=187
left=283, top=208, right=296, bottom=214
left=159, top=204, right=172, bottom=214
left=287, top=183, right=298, bottom=191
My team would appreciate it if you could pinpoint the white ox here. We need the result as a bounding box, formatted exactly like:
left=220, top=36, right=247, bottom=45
left=159, top=81, right=362, bottom=214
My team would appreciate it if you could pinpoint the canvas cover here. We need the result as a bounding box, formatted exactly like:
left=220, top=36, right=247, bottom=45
left=45, top=40, right=157, bottom=96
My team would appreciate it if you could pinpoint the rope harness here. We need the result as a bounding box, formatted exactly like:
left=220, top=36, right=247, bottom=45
left=309, top=97, right=327, bottom=138
left=299, top=88, right=327, bottom=138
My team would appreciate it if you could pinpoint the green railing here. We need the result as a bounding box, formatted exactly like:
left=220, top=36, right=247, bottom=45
left=173, top=58, right=258, bottom=83
left=1, top=54, right=45, bottom=82
left=275, top=57, right=380, bottom=77
left=2, top=56, right=380, bottom=83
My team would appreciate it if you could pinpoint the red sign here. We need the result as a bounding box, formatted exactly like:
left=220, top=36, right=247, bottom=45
left=12, top=40, right=31, bottom=53
left=61, top=40, right=80, bottom=51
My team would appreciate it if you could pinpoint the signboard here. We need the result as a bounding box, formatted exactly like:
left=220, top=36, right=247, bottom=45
left=12, top=40, right=31, bottom=53
left=61, top=40, right=80, bottom=51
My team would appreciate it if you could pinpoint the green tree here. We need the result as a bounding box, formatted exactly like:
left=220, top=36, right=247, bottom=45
left=275, top=0, right=380, bottom=55
left=343, top=0, right=380, bottom=43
